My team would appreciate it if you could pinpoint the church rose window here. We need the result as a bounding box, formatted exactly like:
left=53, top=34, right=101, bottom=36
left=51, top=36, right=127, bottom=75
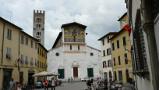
left=55, top=53, right=59, bottom=56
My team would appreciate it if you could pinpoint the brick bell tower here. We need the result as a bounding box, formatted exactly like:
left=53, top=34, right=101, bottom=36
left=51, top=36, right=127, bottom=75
left=33, top=10, right=45, bottom=45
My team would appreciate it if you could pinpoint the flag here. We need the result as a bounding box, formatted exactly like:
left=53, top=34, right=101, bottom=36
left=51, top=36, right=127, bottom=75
left=123, top=24, right=132, bottom=35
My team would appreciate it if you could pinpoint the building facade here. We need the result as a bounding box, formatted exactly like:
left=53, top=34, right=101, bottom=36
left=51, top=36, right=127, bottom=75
left=0, top=17, right=47, bottom=90
left=33, top=10, right=45, bottom=45
left=125, top=0, right=159, bottom=90
left=98, top=32, right=117, bottom=82
left=110, top=13, right=133, bottom=84
left=48, top=22, right=102, bottom=80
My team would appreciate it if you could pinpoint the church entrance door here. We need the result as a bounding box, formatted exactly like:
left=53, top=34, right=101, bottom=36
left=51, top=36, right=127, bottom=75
left=73, top=67, right=78, bottom=78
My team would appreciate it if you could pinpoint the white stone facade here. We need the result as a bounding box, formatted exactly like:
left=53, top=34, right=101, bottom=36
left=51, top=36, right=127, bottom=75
left=47, top=22, right=102, bottom=81
left=98, top=33, right=116, bottom=82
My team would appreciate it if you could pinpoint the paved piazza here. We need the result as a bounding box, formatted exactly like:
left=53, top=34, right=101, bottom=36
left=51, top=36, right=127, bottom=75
left=34, top=82, right=88, bottom=90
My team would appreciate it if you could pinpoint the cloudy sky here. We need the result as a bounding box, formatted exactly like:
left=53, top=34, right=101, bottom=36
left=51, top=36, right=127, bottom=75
left=0, top=0, right=126, bottom=50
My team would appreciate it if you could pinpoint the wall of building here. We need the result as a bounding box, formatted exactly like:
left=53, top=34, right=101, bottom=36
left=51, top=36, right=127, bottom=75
left=128, top=0, right=154, bottom=90
left=154, top=15, right=159, bottom=54
left=47, top=45, right=101, bottom=80
left=111, top=30, right=133, bottom=84
left=100, top=36, right=113, bottom=81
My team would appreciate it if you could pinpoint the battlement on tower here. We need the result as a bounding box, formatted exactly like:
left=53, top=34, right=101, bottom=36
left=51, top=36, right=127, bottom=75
left=34, top=10, right=45, bottom=15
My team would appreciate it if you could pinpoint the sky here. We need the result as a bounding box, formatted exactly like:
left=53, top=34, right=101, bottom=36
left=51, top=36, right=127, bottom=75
left=0, top=0, right=126, bottom=50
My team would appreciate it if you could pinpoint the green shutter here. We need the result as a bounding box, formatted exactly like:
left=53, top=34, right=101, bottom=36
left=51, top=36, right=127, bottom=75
left=58, top=69, right=64, bottom=79
left=87, top=68, right=94, bottom=78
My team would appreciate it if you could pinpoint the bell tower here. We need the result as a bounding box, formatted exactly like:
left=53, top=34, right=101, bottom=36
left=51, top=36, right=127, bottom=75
left=33, top=10, right=45, bottom=45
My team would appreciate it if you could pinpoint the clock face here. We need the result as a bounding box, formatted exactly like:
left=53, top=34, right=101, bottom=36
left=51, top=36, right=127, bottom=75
left=64, top=28, right=85, bottom=42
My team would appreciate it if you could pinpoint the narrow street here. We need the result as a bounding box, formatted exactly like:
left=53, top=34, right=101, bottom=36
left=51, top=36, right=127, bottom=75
left=34, top=82, right=88, bottom=90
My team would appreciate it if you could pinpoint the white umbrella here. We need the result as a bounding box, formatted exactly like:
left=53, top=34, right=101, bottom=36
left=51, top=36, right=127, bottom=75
left=32, top=71, right=56, bottom=77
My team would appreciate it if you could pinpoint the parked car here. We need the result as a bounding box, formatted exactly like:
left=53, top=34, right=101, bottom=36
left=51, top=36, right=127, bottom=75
left=35, top=81, right=43, bottom=88
left=110, top=82, right=122, bottom=90
left=81, top=77, right=89, bottom=82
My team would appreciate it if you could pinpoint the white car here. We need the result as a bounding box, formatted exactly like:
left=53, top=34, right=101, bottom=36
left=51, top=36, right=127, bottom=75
left=81, top=77, right=89, bottom=82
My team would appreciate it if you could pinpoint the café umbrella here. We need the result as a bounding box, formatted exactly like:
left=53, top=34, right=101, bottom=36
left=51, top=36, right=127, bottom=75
left=32, top=71, right=56, bottom=77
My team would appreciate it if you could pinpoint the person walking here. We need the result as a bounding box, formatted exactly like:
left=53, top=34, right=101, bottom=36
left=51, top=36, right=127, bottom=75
left=43, top=80, right=49, bottom=90
left=51, top=78, right=56, bottom=90
left=9, top=78, right=15, bottom=90
left=122, top=78, right=135, bottom=90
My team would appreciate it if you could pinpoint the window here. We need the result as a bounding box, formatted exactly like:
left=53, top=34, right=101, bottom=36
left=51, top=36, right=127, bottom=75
left=112, top=43, right=115, bottom=51
left=35, top=43, right=37, bottom=49
left=113, top=58, right=116, bottom=66
left=25, top=56, right=28, bottom=65
left=25, top=37, right=28, bottom=45
left=78, top=45, right=80, bottom=50
left=90, top=53, right=94, bottom=56
left=132, top=10, right=149, bottom=77
left=103, top=61, right=107, bottom=68
left=118, top=56, right=121, bottom=65
left=126, top=69, right=129, bottom=81
left=123, top=37, right=126, bottom=46
left=114, top=71, right=117, bottom=80
left=21, top=55, right=24, bottom=64
left=31, top=40, right=33, bottom=48
left=124, top=53, right=128, bottom=64
left=56, top=53, right=59, bottom=56
left=7, top=29, right=12, bottom=40
left=109, top=71, right=112, bottom=79
left=102, top=39, right=105, bottom=45
left=21, top=34, right=24, bottom=44
left=37, top=32, right=41, bottom=36
left=108, top=60, right=112, bottom=67
left=117, top=40, right=120, bottom=48
left=107, top=48, right=111, bottom=55
left=30, top=57, right=33, bottom=66
left=118, top=70, right=123, bottom=81
left=107, top=36, right=110, bottom=43
left=103, top=50, right=106, bottom=56
left=6, top=48, right=11, bottom=59
left=70, top=45, right=72, bottom=50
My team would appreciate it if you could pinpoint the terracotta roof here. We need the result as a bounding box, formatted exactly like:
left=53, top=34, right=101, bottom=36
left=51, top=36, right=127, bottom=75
left=61, top=22, right=87, bottom=29
left=52, top=32, right=62, bottom=49
left=118, top=12, right=127, bottom=21
left=98, top=32, right=117, bottom=40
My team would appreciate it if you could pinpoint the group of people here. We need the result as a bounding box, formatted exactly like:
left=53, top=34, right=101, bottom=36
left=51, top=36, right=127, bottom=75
left=9, top=78, right=57, bottom=90
left=43, top=78, right=56, bottom=90
left=9, top=78, right=22, bottom=90
left=86, top=77, right=135, bottom=90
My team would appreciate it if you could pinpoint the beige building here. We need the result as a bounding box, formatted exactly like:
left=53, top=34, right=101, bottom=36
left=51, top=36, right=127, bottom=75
left=110, top=13, right=133, bottom=84
left=0, top=17, right=47, bottom=90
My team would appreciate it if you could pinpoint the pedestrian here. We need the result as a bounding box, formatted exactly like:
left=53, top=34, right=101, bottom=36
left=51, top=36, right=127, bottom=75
left=51, top=78, right=56, bottom=90
left=104, top=78, right=108, bottom=90
left=17, top=82, right=22, bottom=90
left=9, top=78, right=15, bottom=90
left=122, top=78, right=135, bottom=90
left=43, top=80, right=49, bottom=90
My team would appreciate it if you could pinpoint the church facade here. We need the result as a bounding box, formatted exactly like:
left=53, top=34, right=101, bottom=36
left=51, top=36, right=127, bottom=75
left=47, top=22, right=102, bottom=80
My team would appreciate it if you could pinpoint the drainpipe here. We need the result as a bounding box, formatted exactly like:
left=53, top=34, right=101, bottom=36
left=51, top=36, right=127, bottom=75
left=141, top=0, right=159, bottom=90
left=1, top=22, right=5, bottom=66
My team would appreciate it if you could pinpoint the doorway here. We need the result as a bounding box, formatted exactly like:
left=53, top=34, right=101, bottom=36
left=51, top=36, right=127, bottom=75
left=73, top=67, right=78, bottom=78
left=3, top=69, right=12, bottom=90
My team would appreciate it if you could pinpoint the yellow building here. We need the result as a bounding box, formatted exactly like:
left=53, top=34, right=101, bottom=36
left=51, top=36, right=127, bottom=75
left=110, top=13, right=133, bottom=84
left=37, top=43, right=47, bottom=72
left=0, top=17, right=48, bottom=90
left=0, top=17, right=23, bottom=90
